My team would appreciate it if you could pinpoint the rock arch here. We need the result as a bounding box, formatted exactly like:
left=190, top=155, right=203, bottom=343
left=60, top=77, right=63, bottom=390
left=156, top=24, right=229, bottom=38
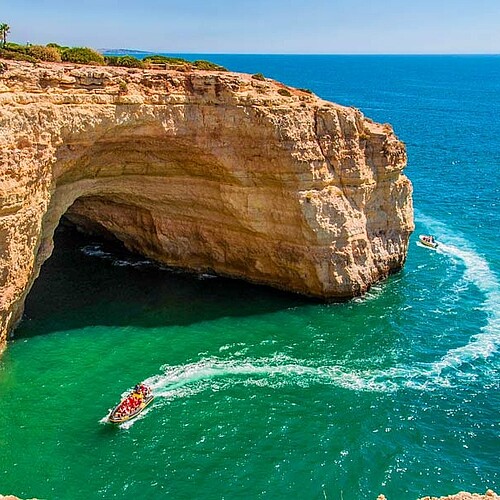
left=0, top=61, right=414, bottom=348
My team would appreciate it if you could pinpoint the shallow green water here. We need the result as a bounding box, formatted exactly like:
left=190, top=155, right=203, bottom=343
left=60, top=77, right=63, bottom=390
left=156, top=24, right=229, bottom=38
left=1, top=55, right=499, bottom=499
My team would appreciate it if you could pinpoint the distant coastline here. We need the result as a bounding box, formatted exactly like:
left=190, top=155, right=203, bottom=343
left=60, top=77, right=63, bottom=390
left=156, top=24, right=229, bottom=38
left=100, top=48, right=152, bottom=55
left=100, top=49, right=500, bottom=56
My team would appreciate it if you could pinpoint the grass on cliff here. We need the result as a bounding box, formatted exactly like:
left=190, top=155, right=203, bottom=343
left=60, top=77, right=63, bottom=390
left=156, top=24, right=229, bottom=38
left=141, top=55, right=227, bottom=71
left=0, top=42, right=103, bottom=64
left=0, top=42, right=227, bottom=71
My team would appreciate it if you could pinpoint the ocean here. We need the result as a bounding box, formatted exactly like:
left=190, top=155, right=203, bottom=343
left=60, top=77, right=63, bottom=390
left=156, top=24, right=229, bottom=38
left=1, top=55, right=499, bottom=499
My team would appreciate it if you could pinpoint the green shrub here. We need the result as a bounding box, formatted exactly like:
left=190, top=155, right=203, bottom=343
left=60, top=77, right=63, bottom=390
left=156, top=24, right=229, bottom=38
left=277, top=88, right=292, bottom=97
left=193, top=59, right=227, bottom=71
left=105, top=55, right=144, bottom=68
left=252, top=73, right=266, bottom=81
left=0, top=48, right=36, bottom=62
left=28, top=45, right=62, bottom=62
left=1, top=43, right=62, bottom=62
left=141, top=55, right=227, bottom=71
left=298, top=88, right=313, bottom=94
left=104, top=55, right=119, bottom=65
left=4, top=42, right=28, bottom=54
left=61, top=47, right=105, bottom=65
left=116, top=55, right=143, bottom=68
left=46, top=42, right=67, bottom=49
left=143, top=55, right=189, bottom=65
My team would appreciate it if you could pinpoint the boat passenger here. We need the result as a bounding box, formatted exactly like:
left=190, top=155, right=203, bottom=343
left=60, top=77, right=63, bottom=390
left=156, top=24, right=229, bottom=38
left=139, top=384, right=150, bottom=397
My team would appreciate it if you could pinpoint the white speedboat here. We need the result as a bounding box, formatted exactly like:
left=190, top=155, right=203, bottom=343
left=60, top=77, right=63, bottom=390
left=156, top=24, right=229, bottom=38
left=419, top=234, right=438, bottom=249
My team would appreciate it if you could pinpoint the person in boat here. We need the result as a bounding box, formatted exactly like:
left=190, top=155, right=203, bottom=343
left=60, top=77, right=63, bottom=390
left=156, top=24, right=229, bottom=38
left=132, top=386, right=144, bottom=404
left=138, top=383, right=151, bottom=397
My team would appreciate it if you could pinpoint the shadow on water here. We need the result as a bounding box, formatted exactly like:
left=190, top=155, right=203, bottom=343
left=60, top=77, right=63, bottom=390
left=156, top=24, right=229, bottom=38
left=16, top=223, right=314, bottom=339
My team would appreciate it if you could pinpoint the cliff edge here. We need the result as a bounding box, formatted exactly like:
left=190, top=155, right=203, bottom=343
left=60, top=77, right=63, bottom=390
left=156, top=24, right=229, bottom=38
left=0, top=60, right=413, bottom=348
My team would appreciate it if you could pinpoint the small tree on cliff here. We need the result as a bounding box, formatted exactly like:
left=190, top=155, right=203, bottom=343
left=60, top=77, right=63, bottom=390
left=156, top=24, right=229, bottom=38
left=0, top=23, right=10, bottom=48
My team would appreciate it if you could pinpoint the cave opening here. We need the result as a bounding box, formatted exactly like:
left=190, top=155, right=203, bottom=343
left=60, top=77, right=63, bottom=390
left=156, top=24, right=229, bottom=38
left=17, top=207, right=310, bottom=341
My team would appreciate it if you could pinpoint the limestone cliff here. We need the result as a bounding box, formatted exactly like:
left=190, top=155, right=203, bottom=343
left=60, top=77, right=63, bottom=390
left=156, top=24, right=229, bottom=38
left=0, top=60, right=413, bottom=348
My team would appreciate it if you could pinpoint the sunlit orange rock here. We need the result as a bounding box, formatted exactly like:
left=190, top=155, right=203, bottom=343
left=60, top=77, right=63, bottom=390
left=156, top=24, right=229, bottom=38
left=0, top=60, right=413, bottom=348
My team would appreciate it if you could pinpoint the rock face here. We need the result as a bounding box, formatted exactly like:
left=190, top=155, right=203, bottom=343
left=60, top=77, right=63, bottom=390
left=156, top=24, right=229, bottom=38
left=0, top=60, right=413, bottom=348
left=376, top=491, right=499, bottom=500
left=418, top=491, right=500, bottom=500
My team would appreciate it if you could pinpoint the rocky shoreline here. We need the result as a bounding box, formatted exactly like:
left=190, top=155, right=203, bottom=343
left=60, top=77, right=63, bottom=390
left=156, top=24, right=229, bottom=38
left=2, top=490, right=498, bottom=499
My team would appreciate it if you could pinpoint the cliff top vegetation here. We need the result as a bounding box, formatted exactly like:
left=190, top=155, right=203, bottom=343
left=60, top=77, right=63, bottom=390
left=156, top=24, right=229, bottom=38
left=0, top=37, right=227, bottom=71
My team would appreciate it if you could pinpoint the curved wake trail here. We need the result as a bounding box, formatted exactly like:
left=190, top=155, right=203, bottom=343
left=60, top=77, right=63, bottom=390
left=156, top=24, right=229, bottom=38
left=135, top=213, right=498, bottom=397
left=140, top=355, right=456, bottom=403
left=416, top=211, right=500, bottom=375
left=431, top=242, right=500, bottom=371
left=114, top=357, right=402, bottom=427
left=107, top=212, right=499, bottom=428
left=114, top=347, right=479, bottom=428
left=142, top=356, right=402, bottom=398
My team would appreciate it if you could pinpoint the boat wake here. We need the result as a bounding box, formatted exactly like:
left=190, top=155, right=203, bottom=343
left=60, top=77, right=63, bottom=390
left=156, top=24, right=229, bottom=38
left=141, top=356, right=400, bottom=399
left=140, top=354, right=457, bottom=403
left=432, top=241, right=500, bottom=371
left=416, top=211, right=500, bottom=375
left=133, top=213, right=499, bottom=405
left=104, top=212, right=500, bottom=428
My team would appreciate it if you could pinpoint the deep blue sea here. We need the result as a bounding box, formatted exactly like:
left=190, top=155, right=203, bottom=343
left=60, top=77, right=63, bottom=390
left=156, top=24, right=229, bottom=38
left=1, top=55, right=499, bottom=499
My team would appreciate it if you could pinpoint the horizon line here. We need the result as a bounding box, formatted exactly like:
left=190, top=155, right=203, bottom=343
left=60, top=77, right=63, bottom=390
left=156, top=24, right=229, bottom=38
left=101, top=49, right=500, bottom=56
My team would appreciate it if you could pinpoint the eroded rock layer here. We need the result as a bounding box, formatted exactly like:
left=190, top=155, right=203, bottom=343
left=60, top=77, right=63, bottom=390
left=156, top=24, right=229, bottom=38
left=0, top=60, right=413, bottom=347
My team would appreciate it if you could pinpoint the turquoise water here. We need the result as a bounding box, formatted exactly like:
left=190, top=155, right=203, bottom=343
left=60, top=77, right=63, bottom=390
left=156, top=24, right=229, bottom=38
left=1, top=55, right=499, bottom=499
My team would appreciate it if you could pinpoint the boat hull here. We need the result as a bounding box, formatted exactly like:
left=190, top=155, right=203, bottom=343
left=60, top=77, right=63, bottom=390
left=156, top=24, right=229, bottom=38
left=419, top=235, right=438, bottom=248
left=107, top=395, right=154, bottom=424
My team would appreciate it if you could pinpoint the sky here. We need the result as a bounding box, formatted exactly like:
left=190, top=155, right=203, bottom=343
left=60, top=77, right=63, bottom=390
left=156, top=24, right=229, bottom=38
left=3, top=0, right=500, bottom=54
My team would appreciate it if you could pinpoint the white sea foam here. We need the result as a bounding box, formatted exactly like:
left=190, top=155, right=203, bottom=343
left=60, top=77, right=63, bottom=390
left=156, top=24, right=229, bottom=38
left=81, top=244, right=113, bottom=259
left=416, top=211, right=500, bottom=374
left=111, top=259, right=155, bottom=268
left=98, top=414, right=110, bottom=425
left=135, top=352, right=469, bottom=406
left=81, top=244, right=157, bottom=269
left=352, top=283, right=385, bottom=303
left=108, top=341, right=491, bottom=428
left=140, top=355, right=414, bottom=399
